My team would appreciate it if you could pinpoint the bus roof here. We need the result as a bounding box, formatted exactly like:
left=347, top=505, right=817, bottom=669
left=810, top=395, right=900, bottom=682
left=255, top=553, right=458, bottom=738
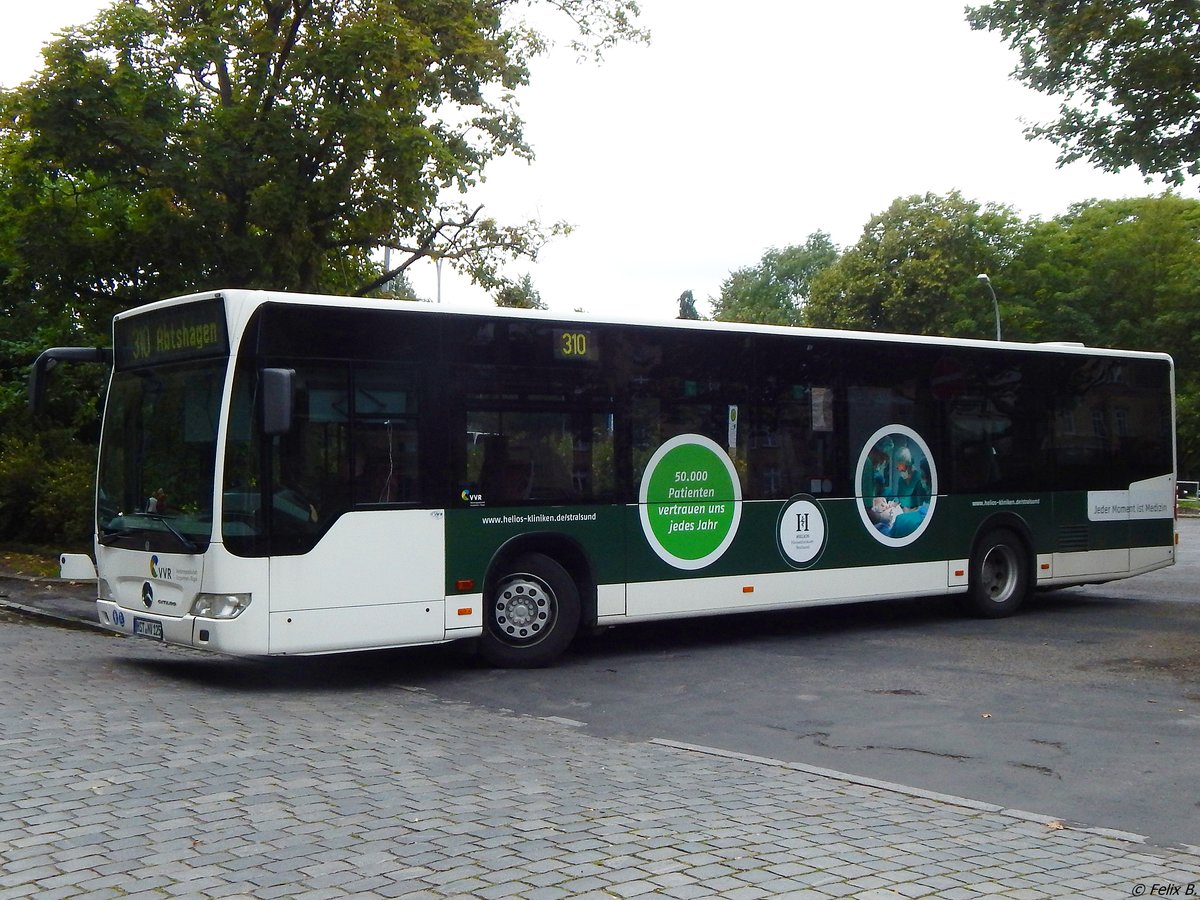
left=126, top=288, right=1174, bottom=366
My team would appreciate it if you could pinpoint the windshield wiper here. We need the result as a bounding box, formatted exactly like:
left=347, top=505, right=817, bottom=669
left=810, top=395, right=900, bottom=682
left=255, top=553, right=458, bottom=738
left=141, top=513, right=200, bottom=553
left=97, top=529, right=137, bottom=546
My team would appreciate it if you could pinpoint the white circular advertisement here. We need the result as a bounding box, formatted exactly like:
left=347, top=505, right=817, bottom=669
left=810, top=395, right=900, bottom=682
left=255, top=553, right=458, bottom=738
left=776, top=496, right=827, bottom=568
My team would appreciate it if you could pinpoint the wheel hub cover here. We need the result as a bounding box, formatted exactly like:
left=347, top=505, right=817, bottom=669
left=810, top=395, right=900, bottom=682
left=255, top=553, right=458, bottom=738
left=495, top=577, right=551, bottom=639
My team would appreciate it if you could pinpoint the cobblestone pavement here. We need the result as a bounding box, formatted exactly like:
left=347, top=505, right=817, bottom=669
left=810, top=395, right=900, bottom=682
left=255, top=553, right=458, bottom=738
left=0, top=601, right=1197, bottom=899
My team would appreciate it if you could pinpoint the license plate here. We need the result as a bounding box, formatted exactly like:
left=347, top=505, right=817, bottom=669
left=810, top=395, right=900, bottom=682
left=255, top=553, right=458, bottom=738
left=133, top=618, right=164, bottom=641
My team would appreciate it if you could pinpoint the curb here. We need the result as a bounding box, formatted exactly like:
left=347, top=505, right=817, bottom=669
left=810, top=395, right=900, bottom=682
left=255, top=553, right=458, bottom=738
left=648, top=737, right=1200, bottom=858
left=0, top=572, right=97, bottom=586
left=0, top=597, right=109, bottom=632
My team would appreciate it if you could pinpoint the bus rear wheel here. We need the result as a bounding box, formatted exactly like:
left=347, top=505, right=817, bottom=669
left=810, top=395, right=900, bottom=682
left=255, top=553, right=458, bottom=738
left=480, top=553, right=580, bottom=668
left=965, top=528, right=1030, bottom=618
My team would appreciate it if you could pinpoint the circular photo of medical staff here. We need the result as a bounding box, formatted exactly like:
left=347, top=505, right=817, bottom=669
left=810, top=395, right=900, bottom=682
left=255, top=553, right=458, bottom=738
left=855, top=425, right=937, bottom=547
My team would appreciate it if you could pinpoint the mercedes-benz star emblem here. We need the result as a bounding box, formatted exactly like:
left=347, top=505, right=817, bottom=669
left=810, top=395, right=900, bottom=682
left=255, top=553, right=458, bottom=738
left=141, top=581, right=154, bottom=609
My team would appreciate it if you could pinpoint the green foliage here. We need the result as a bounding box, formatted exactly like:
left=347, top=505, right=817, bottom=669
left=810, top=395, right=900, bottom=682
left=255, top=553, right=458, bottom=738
left=495, top=273, right=546, bottom=309
left=804, top=193, right=1026, bottom=337
left=718, top=191, right=1200, bottom=475
left=0, top=0, right=644, bottom=547
left=30, top=446, right=96, bottom=546
left=711, top=233, right=837, bottom=326
left=0, top=0, right=642, bottom=306
left=0, top=433, right=40, bottom=539
left=1003, top=194, right=1200, bottom=349
left=1176, top=388, right=1200, bottom=480
left=967, top=1, right=1200, bottom=185
left=0, top=427, right=95, bottom=545
left=0, top=327, right=104, bottom=545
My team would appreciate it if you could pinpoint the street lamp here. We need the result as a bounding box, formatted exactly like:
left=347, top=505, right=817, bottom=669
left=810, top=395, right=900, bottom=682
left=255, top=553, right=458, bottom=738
left=977, top=273, right=1001, bottom=341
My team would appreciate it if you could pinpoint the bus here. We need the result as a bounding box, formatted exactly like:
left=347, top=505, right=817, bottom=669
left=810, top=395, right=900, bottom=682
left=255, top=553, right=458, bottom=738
left=31, top=289, right=1177, bottom=667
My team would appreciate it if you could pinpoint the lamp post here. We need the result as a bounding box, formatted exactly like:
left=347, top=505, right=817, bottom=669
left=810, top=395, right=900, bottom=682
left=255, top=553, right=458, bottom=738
left=977, top=273, right=1001, bottom=341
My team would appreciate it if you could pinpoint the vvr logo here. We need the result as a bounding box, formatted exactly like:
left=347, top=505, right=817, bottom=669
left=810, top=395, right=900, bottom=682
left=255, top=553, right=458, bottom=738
left=141, top=581, right=154, bottom=609
left=149, top=555, right=172, bottom=580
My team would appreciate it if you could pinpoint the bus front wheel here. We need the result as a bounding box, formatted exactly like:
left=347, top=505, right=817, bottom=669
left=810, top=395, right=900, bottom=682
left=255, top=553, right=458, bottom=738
left=480, top=553, right=580, bottom=668
left=965, top=528, right=1030, bottom=618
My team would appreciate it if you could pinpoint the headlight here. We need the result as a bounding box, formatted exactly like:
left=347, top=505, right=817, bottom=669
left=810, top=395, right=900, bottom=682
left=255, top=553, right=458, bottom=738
left=190, top=593, right=251, bottom=619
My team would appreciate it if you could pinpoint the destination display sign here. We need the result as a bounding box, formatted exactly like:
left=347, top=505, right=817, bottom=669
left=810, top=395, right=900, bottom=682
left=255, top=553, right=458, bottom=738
left=114, top=297, right=230, bottom=369
left=552, top=328, right=598, bottom=362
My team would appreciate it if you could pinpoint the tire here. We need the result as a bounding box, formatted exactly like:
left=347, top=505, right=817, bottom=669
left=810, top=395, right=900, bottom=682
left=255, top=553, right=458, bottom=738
left=479, top=552, right=580, bottom=668
left=964, top=528, right=1030, bottom=618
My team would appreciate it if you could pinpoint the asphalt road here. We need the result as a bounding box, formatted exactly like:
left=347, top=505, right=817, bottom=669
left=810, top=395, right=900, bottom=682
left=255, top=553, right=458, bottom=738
left=409, top=519, right=1200, bottom=849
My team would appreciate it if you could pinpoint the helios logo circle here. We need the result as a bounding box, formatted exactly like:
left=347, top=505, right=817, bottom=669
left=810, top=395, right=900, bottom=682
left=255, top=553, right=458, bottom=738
left=777, top=495, right=827, bottom=568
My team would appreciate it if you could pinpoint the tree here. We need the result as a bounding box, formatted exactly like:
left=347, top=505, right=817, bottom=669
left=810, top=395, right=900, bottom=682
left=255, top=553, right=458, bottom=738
left=0, top=0, right=644, bottom=314
left=1001, top=194, right=1200, bottom=474
left=0, top=0, right=645, bottom=545
left=803, top=192, right=1026, bottom=337
left=676, top=289, right=700, bottom=320
left=711, top=191, right=1200, bottom=473
left=710, top=232, right=837, bottom=326
left=376, top=270, right=423, bottom=302
left=966, top=1, right=1200, bottom=185
left=495, top=273, right=546, bottom=309
left=1004, top=195, right=1200, bottom=346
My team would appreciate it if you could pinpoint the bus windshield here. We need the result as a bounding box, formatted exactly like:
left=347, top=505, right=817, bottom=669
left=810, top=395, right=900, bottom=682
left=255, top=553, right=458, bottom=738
left=96, top=360, right=226, bottom=553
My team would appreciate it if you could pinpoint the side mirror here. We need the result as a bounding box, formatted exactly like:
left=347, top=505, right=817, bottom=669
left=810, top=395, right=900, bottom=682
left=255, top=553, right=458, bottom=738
left=29, top=347, right=112, bottom=414
left=261, top=367, right=296, bottom=436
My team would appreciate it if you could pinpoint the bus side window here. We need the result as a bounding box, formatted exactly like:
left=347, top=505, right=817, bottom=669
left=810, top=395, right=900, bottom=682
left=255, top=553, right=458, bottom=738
left=467, top=410, right=612, bottom=506
left=749, top=336, right=842, bottom=500
left=477, top=433, right=532, bottom=504
left=352, top=368, right=420, bottom=506
left=354, top=420, right=419, bottom=504
left=274, top=369, right=352, bottom=537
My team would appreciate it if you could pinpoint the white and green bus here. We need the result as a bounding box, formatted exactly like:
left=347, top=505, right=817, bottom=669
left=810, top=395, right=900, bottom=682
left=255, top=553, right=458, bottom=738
left=33, top=289, right=1177, bottom=667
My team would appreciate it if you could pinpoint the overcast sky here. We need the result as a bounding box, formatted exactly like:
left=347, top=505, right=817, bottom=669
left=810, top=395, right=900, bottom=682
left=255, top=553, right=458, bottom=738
left=0, top=1, right=1174, bottom=320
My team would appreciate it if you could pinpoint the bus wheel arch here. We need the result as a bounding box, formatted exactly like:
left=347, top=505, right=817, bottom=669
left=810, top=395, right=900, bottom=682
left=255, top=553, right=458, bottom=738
left=964, top=518, right=1034, bottom=618
left=479, top=537, right=591, bottom=667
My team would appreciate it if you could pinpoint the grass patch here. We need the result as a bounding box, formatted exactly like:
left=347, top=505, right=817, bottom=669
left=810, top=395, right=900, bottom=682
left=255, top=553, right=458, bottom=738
left=0, top=546, right=70, bottom=578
